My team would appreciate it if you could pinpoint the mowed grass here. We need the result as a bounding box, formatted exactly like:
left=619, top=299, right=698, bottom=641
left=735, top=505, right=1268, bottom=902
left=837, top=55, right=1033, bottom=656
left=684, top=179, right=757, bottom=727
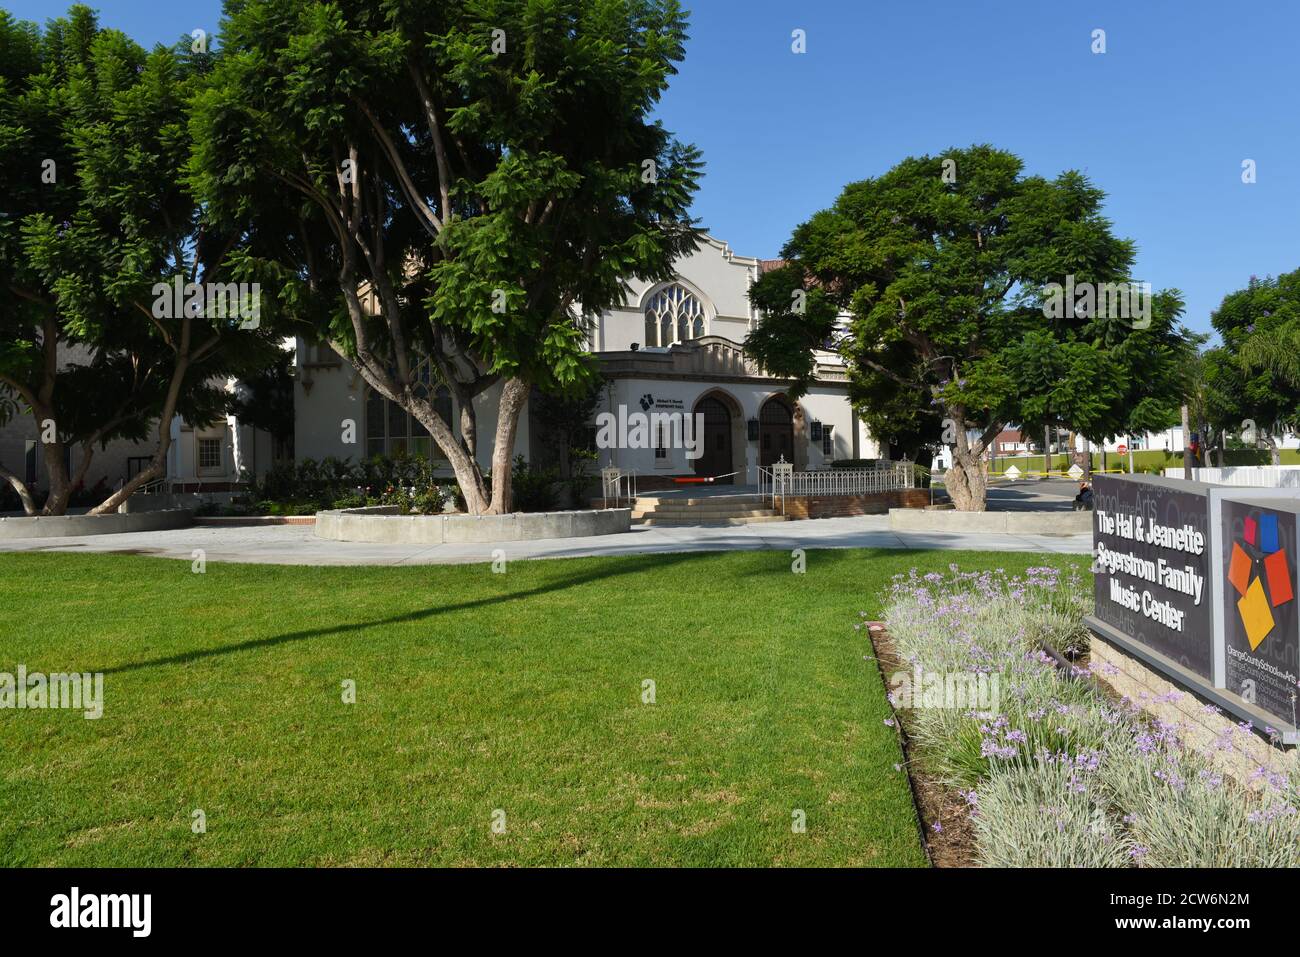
left=0, top=548, right=1081, bottom=867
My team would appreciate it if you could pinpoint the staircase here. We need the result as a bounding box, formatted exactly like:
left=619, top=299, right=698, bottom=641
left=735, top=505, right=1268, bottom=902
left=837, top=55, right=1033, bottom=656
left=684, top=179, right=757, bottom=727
left=630, top=493, right=789, bottom=526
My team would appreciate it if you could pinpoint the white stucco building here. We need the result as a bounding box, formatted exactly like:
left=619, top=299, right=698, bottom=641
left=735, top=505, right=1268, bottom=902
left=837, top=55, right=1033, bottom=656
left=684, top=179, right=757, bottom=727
left=294, top=236, right=877, bottom=484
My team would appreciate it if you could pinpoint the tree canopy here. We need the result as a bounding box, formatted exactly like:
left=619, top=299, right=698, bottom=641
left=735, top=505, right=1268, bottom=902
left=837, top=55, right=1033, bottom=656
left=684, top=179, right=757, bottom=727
left=0, top=5, right=274, bottom=514
left=747, top=145, right=1197, bottom=509
left=190, top=0, right=702, bottom=513
left=1204, top=271, right=1300, bottom=464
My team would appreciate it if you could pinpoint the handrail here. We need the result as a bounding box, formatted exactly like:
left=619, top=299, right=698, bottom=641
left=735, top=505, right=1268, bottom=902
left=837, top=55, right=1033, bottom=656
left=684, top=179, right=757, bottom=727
left=601, top=467, right=638, bottom=508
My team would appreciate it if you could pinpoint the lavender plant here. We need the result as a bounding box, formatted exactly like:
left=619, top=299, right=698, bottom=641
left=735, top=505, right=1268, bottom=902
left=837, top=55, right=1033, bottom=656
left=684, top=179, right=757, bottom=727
left=879, top=564, right=1300, bottom=867
left=969, top=757, right=1132, bottom=868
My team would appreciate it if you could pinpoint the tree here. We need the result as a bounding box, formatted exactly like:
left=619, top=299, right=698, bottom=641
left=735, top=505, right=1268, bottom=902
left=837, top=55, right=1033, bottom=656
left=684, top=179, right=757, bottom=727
left=0, top=5, right=107, bottom=515
left=1188, top=348, right=1236, bottom=467
left=0, top=6, right=274, bottom=515
left=190, top=0, right=701, bottom=514
left=747, top=145, right=1195, bottom=509
left=1210, top=271, right=1300, bottom=465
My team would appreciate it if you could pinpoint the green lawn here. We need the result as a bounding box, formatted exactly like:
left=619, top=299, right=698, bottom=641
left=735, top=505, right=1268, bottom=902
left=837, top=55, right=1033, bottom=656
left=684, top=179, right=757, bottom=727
left=0, top=548, right=1080, bottom=867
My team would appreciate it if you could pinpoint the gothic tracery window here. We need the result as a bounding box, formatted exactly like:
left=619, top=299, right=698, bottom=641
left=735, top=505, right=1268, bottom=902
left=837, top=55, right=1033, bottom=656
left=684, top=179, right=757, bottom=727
left=643, top=284, right=706, bottom=347
left=366, top=361, right=453, bottom=460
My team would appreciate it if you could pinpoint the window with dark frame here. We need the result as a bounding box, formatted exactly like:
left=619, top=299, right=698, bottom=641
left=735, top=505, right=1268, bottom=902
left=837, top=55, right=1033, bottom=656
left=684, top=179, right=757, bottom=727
left=365, top=362, right=453, bottom=460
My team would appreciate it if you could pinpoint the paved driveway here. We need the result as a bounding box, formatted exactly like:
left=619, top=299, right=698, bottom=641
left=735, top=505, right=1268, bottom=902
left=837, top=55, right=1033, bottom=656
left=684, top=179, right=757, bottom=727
left=985, top=478, right=1082, bottom=511
left=0, top=515, right=1091, bottom=566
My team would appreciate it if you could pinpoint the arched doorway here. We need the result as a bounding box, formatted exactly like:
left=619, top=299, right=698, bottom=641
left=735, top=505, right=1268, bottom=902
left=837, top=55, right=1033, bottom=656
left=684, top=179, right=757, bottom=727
left=759, top=396, right=794, bottom=467
left=693, top=396, right=733, bottom=483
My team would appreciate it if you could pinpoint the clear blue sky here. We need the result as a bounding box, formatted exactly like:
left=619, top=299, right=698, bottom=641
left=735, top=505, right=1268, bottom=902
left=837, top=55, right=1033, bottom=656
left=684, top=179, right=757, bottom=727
left=9, top=0, right=1298, bottom=338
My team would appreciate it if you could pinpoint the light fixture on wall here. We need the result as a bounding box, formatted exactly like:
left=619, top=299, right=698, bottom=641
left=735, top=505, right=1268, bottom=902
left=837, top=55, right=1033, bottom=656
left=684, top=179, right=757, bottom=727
left=747, top=417, right=759, bottom=441
left=810, top=419, right=823, bottom=442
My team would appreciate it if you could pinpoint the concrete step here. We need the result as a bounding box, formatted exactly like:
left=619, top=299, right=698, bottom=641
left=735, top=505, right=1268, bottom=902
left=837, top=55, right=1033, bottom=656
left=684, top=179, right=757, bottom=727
left=636, top=514, right=791, bottom=527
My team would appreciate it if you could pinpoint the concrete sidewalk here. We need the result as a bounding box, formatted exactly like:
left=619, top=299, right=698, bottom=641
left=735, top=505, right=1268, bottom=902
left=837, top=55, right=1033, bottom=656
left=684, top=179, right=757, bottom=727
left=0, top=514, right=1091, bottom=566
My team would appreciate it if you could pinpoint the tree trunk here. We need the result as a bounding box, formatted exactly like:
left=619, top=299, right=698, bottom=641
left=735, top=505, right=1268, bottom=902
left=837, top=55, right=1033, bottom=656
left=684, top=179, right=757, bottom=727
left=944, top=409, right=994, bottom=511
left=0, top=462, right=37, bottom=515
left=95, top=443, right=169, bottom=515
left=945, top=449, right=988, bottom=511
left=40, top=437, right=72, bottom=516
left=459, top=402, right=478, bottom=459
left=1269, top=436, right=1281, bottom=467
left=410, top=398, right=489, bottom=514
left=1044, top=425, right=1051, bottom=475
left=91, top=357, right=192, bottom=515
left=488, top=377, right=530, bottom=514
left=1181, top=404, right=1193, bottom=474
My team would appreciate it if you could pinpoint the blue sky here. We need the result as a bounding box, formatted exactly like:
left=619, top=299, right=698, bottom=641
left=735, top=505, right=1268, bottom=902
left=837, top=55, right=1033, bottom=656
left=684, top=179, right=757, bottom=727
left=9, top=0, right=1298, bottom=337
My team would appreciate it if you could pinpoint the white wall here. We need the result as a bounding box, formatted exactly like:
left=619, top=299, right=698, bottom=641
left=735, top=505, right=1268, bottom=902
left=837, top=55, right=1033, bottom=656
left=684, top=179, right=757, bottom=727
left=294, top=340, right=529, bottom=473
left=596, top=377, right=861, bottom=482
left=594, top=236, right=758, bottom=351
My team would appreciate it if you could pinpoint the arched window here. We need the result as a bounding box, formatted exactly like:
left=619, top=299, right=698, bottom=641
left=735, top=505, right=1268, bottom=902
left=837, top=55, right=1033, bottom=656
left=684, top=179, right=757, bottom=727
left=643, top=284, right=706, bottom=347
left=365, top=361, right=453, bottom=460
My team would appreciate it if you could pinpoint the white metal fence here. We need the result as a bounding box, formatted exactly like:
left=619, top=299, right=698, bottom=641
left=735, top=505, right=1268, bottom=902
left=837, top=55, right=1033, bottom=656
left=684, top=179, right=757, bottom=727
left=1163, top=465, right=1300, bottom=488
left=757, top=461, right=913, bottom=511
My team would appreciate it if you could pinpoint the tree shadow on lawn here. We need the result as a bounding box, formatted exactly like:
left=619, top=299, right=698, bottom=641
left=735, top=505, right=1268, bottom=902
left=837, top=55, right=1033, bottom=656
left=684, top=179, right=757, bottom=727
left=725, top=547, right=1087, bottom=583
left=91, top=550, right=709, bottom=677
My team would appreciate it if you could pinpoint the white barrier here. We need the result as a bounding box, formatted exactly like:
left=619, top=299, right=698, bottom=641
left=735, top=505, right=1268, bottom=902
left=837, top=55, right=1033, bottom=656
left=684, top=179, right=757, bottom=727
left=1164, top=466, right=1300, bottom=488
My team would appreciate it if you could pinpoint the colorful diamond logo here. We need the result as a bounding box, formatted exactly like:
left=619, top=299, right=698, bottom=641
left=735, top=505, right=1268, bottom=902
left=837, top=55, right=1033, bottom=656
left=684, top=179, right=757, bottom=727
left=1238, top=576, right=1275, bottom=651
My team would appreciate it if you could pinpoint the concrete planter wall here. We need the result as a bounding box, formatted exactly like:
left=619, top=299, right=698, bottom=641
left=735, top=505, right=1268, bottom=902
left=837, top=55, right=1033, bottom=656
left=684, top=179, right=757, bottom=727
left=887, top=508, right=1091, bottom=535
left=315, top=505, right=631, bottom=544
left=0, top=507, right=193, bottom=540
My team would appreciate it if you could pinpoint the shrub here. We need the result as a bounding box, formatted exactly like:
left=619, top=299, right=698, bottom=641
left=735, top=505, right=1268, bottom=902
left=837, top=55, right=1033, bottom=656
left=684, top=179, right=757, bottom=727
left=879, top=563, right=1300, bottom=867
left=240, top=453, right=465, bottom=515
left=510, top=455, right=559, bottom=513
left=1099, top=719, right=1300, bottom=867
left=971, top=758, right=1132, bottom=867
left=68, top=477, right=111, bottom=508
